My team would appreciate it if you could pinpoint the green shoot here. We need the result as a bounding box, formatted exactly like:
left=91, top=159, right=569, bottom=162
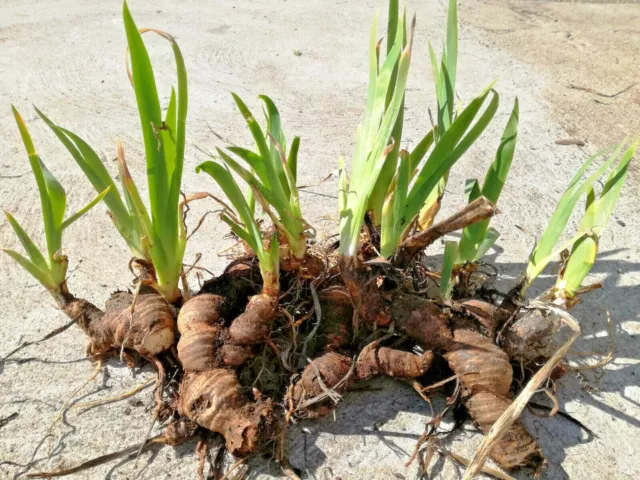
left=379, top=86, right=499, bottom=258
left=457, top=98, right=519, bottom=262
left=404, top=85, right=498, bottom=221
left=4, top=107, right=109, bottom=304
left=416, top=0, right=458, bottom=227
left=380, top=150, right=411, bottom=256
left=522, top=139, right=633, bottom=294
left=409, top=128, right=436, bottom=171
left=555, top=141, right=636, bottom=299
left=473, top=227, right=501, bottom=261
left=440, top=240, right=458, bottom=300
left=339, top=12, right=414, bottom=258
left=196, top=161, right=279, bottom=295
left=367, top=1, right=408, bottom=225
left=216, top=94, right=307, bottom=261
left=32, top=2, right=189, bottom=302
left=434, top=0, right=458, bottom=138
left=122, top=4, right=188, bottom=302
left=35, top=108, right=148, bottom=260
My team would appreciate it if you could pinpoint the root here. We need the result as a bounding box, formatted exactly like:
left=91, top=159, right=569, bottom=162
left=101, top=287, right=175, bottom=357
left=338, top=255, right=390, bottom=327
left=196, top=440, right=208, bottom=480
left=52, top=359, right=103, bottom=431
left=391, top=295, right=543, bottom=471
left=26, top=419, right=196, bottom=478
left=433, top=440, right=516, bottom=480
left=134, top=413, right=158, bottom=467
left=228, top=292, right=279, bottom=345
left=278, top=380, right=297, bottom=462
left=463, top=302, right=580, bottom=479
left=300, top=281, right=323, bottom=360
left=293, top=352, right=355, bottom=418
left=150, top=356, right=167, bottom=418
left=161, top=418, right=200, bottom=446
left=197, top=257, right=260, bottom=308
left=317, top=288, right=353, bottom=351
left=180, top=266, right=193, bottom=303
left=178, top=369, right=275, bottom=456
left=457, top=299, right=502, bottom=339
left=421, top=375, right=458, bottom=392
left=177, top=294, right=228, bottom=371
left=42, top=360, right=104, bottom=463
left=446, top=327, right=542, bottom=471
left=0, top=316, right=78, bottom=362
left=407, top=375, right=461, bottom=467
left=26, top=441, right=162, bottom=479
left=220, top=456, right=247, bottom=480
left=175, top=289, right=279, bottom=455
left=7, top=199, right=591, bottom=479
left=59, top=286, right=175, bottom=357
left=176, top=290, right=276, bottom=370
left=355, top=341, right=433, bottom=380
left=211, top=442, right=227, bottom=478
left=280, top=458, right=302, bottom=480
left=281, top=252, right=326, bottom=279
left=392, top=294, right=453, bottom=350
left=501, top=307, right=560, bottom=362
left=120, top=281, right=142, bottom=362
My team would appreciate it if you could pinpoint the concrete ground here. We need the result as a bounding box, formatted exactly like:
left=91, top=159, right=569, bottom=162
left=1, top=0, right=639, bottom=478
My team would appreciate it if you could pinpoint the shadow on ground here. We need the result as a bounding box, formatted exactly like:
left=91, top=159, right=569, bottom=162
left=263, top=248, right=640, bottom=479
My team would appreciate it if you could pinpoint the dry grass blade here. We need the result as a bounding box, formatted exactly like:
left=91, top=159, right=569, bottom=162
left=566, top=309, right=614, bottom=371
left=463, top=301, right=580, bottom=479
left=441, top=444, right=515, bottom=480
left=569, top=82, right=635, bottom=98
left=543, top=389, right=559, bottom=417
left=71, top=378, right=154, bottom=410
left=220, top=456, right=247, bottom=480
left=421, top=374, right=457, bottom=392
left=26, top=434, right=168, bottom=478
left=394, top=196, right=495, bottom=267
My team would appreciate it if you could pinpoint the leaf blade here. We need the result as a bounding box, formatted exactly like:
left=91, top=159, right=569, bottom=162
left=4, top=211, right=48, bottom=271
left=61, top=186, right=111, bottom=231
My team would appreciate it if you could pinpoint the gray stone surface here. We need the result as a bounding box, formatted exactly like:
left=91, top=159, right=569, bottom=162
left=1, top=1, right=638, bottom=478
